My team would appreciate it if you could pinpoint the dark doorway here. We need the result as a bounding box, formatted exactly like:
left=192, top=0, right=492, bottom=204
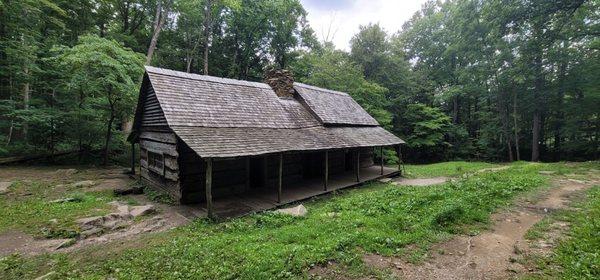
left=345, top=150, right=354, bottom=171
left=249, top=157, right=266, bottom=189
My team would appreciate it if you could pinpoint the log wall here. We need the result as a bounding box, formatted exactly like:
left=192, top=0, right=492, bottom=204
left=139, top=129, right=181, bottom=202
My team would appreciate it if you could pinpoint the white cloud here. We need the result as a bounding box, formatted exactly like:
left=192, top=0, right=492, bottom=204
left=300, top=0, right=428, bottom=50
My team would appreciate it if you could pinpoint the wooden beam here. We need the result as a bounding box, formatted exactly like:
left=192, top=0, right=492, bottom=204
left=131, top=142, right=136, bottom=175
left=380, top=146, right=384, bottom=175
left=396, top=145, right=402, bottom=176
left=324, top=151, right=329, bottom=191
left=355, top=149, right=360, bottom=182
left=278, top=153, right=283, bottom=203
left=205, top=158, right=213, bottom=219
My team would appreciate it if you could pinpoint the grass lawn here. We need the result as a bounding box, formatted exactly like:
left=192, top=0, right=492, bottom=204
left=403, top=161, right=502, bottom=178
left=1, top=161, right=598, bottom=279
left=0, top=180, right=117, bottom=238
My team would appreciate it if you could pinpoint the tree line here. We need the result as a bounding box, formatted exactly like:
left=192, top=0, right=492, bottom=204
left=0, top=0, right=598, bottom=164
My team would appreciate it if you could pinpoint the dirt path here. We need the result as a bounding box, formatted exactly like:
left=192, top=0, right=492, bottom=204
left=364, top=175, right=599, bottom=280
left=392, top=177, right=449, bottom=186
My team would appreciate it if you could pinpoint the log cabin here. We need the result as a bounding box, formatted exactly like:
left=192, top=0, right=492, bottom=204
left=129, top=66, right=405, bottom=217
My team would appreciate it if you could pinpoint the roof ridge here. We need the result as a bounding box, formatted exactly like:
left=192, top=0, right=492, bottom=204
left=145, top=66, right=271, bottom=89
left=293, top=82, right=349, bottom=96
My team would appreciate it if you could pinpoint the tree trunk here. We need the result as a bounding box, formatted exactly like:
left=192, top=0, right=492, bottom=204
left=554, top=58, right=566, bottom=161
left=186, top=54, right=193, bottom=73
left=203, top=0, right=213, bottom=75
left=146, top=0, right=171, bottom=65
left=452, top=95, right=459, bottom=124
left=6, top=120, right=13, bottom=146
left=530, top=49, right=544, bottom=162
left=103, top=101, right=115, bottom=166
left=513, top=90, right=521, bottom=161
left=500, top=91, right=513, bottom=162
left=22, top=67, right=29, bottom=139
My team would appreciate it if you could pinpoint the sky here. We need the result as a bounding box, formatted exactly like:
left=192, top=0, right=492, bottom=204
left=299, top=0, right=429, bottom=50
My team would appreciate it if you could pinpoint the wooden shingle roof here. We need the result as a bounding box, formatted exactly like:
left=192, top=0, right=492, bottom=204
left=294, top=83, right=379, bottom=126
left=138, top=66, right=404, bottom=158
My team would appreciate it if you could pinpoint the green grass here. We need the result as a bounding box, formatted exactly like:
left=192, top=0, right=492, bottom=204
left=0, top=180, right=115, bottom=238
left=1, top=162, right=572, bottom=279
left=524, top=186, right=600, bottom=280
left=403, top=161, right=502, bottom=178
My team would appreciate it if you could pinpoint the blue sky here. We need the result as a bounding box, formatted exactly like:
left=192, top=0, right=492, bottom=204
left=299, top=0, right=429, bottom=50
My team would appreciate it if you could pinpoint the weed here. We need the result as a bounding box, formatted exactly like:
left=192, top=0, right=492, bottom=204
left=144, top=186, right=175, bottom=205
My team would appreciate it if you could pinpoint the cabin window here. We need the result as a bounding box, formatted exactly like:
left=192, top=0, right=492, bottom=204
left=147, top=151, right=164, bottom=175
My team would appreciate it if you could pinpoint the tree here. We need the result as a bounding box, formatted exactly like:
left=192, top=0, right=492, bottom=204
left=146, top=0, right=173, bottom=65
left=58, top=35, right=144, bottom=165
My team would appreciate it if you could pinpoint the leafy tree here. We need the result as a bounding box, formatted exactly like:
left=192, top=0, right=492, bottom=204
left=57, top=35, right=144, bottom=165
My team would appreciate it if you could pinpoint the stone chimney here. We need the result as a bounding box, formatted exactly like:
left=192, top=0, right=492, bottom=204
left=264, top=68, right=295, bottom=98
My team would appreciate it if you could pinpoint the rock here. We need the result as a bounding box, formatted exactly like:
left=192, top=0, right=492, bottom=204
left=117, top=205, right=129, bottom=214
left=103, top=219, right=128, bottom=230
left=0, top=181, right=12, bottom=194
left=72, top=180, right=95, bottom=188
left=55, top=238, right=76, bottom=250
left=34, top=271, right=56, bottom=280
left=325, top=212, right=340, bottom=218
left=77, top=216, right=104, bottom=231
left=379, top=178, right=392, bottom=183
left=507, top=263, right=522, bottom=273
left=275, top=204, right=307, bottom=217
left=114, top=186, right=144, bottom=196
left=538, top=170, right=556, bottom=175
left=49, top=197, right=77, bottom=203
left=130, top=205, right=156, bottom=217
left=80, top=227, right=103, bottom=238
left=55, top=168, right=78, bottom=176
left=567, top=179, right=585, bottom=184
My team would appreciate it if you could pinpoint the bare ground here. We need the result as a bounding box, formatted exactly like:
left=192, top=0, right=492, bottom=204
left=0, top=166, right=190, bottom=256
left=392, top=177, right=449, bottom=186
left=362, top=173, right=599, bottom=280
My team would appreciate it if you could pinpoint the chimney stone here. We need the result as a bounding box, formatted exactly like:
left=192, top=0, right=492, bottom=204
left=264, top=68, right=295, bottom=98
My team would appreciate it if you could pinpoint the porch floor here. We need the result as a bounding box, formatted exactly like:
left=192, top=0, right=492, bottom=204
left=178, top=165, right=399, bottom=219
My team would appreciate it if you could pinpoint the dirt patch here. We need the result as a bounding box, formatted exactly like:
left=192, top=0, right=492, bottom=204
left=0, top=230, right=70, bottom=256
left=0, top=166, right=191, bottom=257
left=308, top=261, right=355, bottom=280
left=363, top=174, right=599, bottom=280
left=392, top=177, right=449, bottom=186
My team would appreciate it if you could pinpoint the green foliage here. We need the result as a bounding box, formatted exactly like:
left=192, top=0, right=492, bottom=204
left=144, top=186, right=175, bottom=205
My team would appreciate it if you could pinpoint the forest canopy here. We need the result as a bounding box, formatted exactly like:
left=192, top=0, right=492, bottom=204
left=0, top=0, right=598, bottom=163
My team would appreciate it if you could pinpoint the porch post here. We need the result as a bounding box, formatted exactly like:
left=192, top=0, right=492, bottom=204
left=380, top=146, right=384, bottom=175
left=396, top=145, right=402, bottom=176
left=278, top=153, right=283, bottom=203
left=324, top=151, right=329, bottom=191
left=355, top=149, right=360, bottom=182
left=205, top=158, right=213, bottom=219
left=130, top=142, right=136, bottom=175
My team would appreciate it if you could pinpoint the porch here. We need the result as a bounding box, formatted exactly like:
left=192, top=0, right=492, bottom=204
left=181, top=164, right=399, bottom=219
